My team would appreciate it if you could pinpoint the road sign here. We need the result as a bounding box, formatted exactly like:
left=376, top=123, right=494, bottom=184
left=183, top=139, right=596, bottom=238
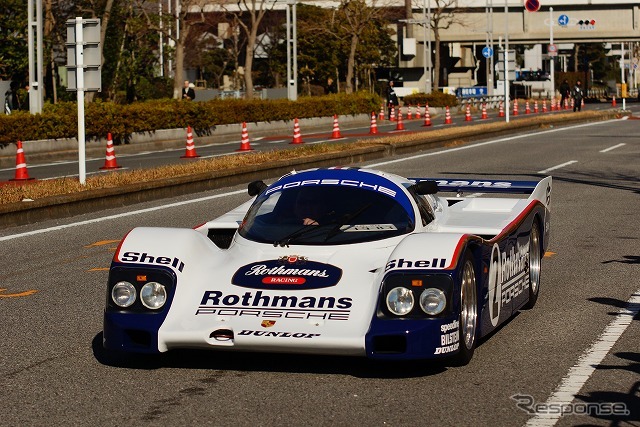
left=558, top=14, right=569, bottom=26
left=548, top=44, right=558, bottom=57
left=524, top=0, right=541, bottom=12
left=482, top=46, right=493, bottom=58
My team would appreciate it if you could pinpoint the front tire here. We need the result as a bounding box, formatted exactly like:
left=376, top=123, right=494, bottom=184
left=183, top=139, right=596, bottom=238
left=452, top=253, right=478, bottom=366
left=524, top=220, right=542, bottom=309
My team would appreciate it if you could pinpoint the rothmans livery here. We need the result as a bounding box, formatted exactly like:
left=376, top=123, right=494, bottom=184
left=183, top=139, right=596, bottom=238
left=103, top=167, right=551, bottom=365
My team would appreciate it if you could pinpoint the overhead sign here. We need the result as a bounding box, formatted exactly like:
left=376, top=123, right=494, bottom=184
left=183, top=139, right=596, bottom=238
left=524, top=0, right=541, bottom=12
left=558, top=14, right=569, bottom=26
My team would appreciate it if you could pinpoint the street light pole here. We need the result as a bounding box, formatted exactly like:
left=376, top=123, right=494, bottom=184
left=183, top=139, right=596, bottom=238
left=286, top=0, right=298, bottom=101
left=423, top=0, right=431, bottom=93
left=549, top=7, right=555, bottom=102
left=504, top=0, right=510, bottom=123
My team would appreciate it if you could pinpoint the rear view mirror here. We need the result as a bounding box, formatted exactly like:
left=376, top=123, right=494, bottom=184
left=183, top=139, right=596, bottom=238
left=410, top=180, right=438, bottom=195
left=248, top=180, right=268, bottom=197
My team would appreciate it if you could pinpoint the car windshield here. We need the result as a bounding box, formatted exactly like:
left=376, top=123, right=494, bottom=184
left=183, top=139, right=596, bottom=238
left=239, top=185, right=415, bottom=245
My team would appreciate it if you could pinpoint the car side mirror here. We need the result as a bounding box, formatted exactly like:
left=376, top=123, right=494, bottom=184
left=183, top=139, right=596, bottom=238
left=410, top=180, right=438, bottom=195
left=248, top=180, right=268, bottom=197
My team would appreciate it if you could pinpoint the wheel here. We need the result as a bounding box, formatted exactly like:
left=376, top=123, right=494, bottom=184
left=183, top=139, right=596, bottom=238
left=523, top=220, right=542, bottom=309
left=452, top=253, right=478, bottom=366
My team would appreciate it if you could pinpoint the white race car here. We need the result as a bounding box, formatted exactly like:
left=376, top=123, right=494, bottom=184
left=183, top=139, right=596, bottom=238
left=103, top=167, right=551, bottom=365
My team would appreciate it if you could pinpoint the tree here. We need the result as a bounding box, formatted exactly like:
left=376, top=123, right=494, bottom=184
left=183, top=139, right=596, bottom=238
left=301, top=1, right=395, bottom=94
left=230, top=0, right=278, bottom=99
left=0, top=0, right=28, bottom=82
left=424, top=0, right=464, bottom=91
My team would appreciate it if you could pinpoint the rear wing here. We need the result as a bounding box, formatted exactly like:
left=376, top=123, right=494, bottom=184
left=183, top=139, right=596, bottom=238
left=409, top=177, right=545, bottom=194
left=409, top=177, right=552, bottom=207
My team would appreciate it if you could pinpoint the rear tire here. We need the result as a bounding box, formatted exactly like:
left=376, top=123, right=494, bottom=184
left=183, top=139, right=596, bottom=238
left=452, top=253, right=478, bottom=366
left=524, top=220, right=542, bottom=309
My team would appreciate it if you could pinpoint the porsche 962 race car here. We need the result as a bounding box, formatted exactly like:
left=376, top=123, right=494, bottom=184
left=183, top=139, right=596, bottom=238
left=104, top=167, right=551, bottom=365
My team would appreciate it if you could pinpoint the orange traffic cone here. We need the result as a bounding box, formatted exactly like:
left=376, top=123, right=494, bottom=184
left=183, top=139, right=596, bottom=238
left=236, top=122, right=254, bottom=151
left=99, top=133, right=122, bottom=170
left=498, top=101, right=505, bottom=117
left=464, top=103, right=472, bottom=121
left=407, top=106, right=413, bottom=120
left=415, top=104, right=421, bottom=119
left=379, top=104, right=385, bottom=121
left=513, top=99, right=519, bottom=116
left=330, top=115, right=342, bottom=139
left=612, top=96, right=617, bottom=107
left=481, top=103, right=488, bottom=119
left=290, top=118, right=304, bottom=144
left=390, top=106, right=396, bottom=122
left=444, top=106, right=452, bottom=124
left=10, top=141, right=34, bottom=181
left=565, top=98, right=570, bottom=110
left=525, top=100, right=531, bottom=114
left=395, top=109, right=405, bottom=131
left=581, top=98, right=585, bottom=109
left=542, top=100, right=547, bottom=113
left=181, top=126, right=200, bottom=158
left=571, top=98, right=575, bottom=110
left=369, top=112, right=378, bottom=135
left=422, top=104, right=432, bottom=127
left=533, top=100, right=539, bottom=113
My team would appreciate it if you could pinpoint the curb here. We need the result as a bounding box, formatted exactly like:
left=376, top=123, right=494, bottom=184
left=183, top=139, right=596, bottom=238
left=0, top=110, right=622, bottom=229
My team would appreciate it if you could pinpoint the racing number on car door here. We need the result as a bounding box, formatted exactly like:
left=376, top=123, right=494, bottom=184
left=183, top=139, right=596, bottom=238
left=488, top=243, right=502, bottom=327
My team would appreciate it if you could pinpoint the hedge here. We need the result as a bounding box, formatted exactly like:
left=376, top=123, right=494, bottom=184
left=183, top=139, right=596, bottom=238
left=0, top=92, right=381, bottom=148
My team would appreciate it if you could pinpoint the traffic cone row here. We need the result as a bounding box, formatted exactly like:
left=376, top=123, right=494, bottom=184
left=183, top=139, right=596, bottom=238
left=291, top=118, right=304, bottom=144
left=100, top=133, right=122, bottom=170
left=369, top=112, right=378, bottom=135
left=422, top=104, right=432, bottom=127
left=464, top=104, right=472, bottom=122
left=10, top=141, right=34, bottom=181
left=237, top=122, right=254, bottom=151
left=181, top=125, right=200, bottom=158
left=395, top=109, right=405, bottom=131
left=444, top=106, right=452, bottom=124
left=331, top=115, right=342, bottom=139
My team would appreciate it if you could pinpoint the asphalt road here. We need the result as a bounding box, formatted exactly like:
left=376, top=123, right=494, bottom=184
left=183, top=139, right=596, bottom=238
left=0, top=101, right=622, bottom=182
left=0, top=114, right=638, bottom=426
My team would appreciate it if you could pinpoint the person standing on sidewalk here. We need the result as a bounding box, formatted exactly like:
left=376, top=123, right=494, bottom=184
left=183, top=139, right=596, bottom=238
left=386, top=81, right=399, bottom=120
left=572, top=80, right=584, bottom=112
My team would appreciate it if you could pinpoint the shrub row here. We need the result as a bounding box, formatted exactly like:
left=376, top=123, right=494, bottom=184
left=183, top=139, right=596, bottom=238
left=402, top=92, right=459, bottom=108
left=0, top=92, right=381, bottom=148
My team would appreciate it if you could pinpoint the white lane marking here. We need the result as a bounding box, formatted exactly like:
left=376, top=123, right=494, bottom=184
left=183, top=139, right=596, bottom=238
left=0, top=118, right=619, bottom=241
left=366, top=119, right=613, bottom=168
left=525, top=289, right=640, bottom=427
left=599, top=143, right=625, bottom=153
left=0, top=189, right=247, bottom=242
left=537, top=161, right=578, bottom=174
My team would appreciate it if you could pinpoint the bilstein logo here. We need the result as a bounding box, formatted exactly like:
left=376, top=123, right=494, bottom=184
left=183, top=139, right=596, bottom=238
left=232, top=259, right=342, bottom=290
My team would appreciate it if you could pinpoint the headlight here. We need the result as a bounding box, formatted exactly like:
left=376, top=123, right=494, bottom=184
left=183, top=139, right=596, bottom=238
left=112, top=281, right=136, bottom=307
left=419, top=288, right=446, bottom=315
left=140, top=282, right=167, bottom=309
left=386, top=287, right=414, bottom=316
